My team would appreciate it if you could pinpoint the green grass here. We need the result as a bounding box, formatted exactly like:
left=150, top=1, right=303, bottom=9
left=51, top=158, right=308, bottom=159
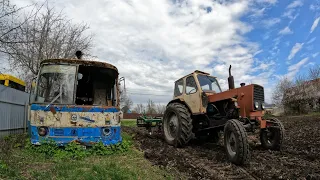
left=0, top=132, right=173, bottom=180
left=121, top=119, right=137, bottom=127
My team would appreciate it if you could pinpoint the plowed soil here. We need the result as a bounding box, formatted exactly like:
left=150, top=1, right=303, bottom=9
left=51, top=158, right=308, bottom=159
left=123, top=115, right=320, bottom=180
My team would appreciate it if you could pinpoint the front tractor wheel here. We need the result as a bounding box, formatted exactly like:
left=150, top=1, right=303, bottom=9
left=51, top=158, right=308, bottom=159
left=260, top=118, right=284, bottom=151
left=163, top=103, right=193, bottom=147
left=224, top=119, right=250, bottom=165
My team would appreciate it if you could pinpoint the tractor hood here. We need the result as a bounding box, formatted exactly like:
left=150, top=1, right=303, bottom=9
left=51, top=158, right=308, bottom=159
left=207, top=84, right=265, bottom=118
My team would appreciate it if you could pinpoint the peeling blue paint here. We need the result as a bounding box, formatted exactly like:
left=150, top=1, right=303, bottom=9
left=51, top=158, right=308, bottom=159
left=79, top=116, right=95, bottom=122
left=30, top=125, right=122, bottom=146
left=31, top=104, right=119, bottom=113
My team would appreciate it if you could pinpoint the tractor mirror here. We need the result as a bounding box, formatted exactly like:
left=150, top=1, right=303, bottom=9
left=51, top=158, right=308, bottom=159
left=77, top=73, right=83, bottom=80
left=119, top=77, right=125, bottom=90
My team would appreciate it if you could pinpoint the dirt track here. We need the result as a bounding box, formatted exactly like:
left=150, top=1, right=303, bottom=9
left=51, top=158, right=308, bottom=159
left=123, top=115, right=320, bottom=180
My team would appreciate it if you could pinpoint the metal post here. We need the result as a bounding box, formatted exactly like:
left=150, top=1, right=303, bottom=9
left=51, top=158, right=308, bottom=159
left=119, top=77, right=126, bottom=91
left=24, top=101, right=28, bottom=133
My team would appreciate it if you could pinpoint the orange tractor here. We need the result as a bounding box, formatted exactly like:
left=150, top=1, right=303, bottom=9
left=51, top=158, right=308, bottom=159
left=162, top=65, right=284, bottom=165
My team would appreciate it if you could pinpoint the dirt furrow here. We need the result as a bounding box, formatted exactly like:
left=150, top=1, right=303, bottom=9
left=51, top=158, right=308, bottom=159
left=122, top=115, right=320, bottom=180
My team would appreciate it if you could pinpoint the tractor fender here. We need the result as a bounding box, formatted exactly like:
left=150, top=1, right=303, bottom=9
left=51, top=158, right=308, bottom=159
left=166, top=98, right=193, bottom=115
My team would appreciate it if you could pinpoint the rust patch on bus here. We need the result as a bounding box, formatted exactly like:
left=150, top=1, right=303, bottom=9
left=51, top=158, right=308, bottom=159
left=41, top=58, right=119, bottom=73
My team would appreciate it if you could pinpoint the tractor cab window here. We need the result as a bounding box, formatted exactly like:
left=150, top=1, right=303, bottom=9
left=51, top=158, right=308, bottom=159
left=197, top=75, right=221, bottom=93
left=174, top=79, right=184, bottom=97
left=186, top=76, right=197, bottom=94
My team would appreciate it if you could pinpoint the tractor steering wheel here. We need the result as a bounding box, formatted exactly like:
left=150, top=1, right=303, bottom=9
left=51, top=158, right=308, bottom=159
left=188, top=88, right=196, bottom=94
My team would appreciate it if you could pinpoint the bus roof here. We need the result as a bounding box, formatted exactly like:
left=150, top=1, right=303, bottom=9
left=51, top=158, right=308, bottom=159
left=0, top=74, right=26, bottom=86
left=41, top=58, right=118, bottom=72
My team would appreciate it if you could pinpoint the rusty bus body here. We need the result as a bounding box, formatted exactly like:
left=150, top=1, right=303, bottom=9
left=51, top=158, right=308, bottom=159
left=29, top=58, right=122, bottom=146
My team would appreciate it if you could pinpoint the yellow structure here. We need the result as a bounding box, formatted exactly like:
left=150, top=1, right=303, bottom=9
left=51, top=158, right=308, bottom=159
left=0, top=74, right=26, bottom=91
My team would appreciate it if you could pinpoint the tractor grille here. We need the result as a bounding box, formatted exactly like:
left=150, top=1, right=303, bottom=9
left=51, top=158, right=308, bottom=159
left=253, top=85, right=264, bottom=102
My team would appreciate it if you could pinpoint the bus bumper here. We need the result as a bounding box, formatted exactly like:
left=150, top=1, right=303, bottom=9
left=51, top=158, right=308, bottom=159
left=29, top=126, right=122, bottom=146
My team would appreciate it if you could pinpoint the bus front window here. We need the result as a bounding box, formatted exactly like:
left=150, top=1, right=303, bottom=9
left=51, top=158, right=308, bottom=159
left=36, top=65, right=76, bottom=104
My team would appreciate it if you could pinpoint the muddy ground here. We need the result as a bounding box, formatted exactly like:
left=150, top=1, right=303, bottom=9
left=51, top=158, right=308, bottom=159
left=123, top=115, right=320, bottom=180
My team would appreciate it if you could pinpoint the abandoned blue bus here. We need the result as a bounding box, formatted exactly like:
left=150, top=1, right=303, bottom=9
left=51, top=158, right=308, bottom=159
left=29, top=56, right=122, bottom=146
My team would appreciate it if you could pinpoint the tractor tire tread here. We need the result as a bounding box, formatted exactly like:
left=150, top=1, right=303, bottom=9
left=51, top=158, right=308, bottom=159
left=224, top=119, right=250, bottom=165
left=260, top=118, right=285, bottom=151
left=164, top=103, right=193, bottom=147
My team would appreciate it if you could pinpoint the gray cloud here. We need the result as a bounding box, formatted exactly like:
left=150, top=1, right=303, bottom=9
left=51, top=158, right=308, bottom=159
left=11, top=0, right=276, bottom=103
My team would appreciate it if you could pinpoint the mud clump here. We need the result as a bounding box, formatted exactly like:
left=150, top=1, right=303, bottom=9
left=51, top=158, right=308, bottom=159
left=123, top=115, right=320, bottom=180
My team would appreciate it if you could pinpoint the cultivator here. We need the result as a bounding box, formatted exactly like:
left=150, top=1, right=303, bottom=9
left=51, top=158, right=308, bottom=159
left=136, top=114, right=162, bottom=135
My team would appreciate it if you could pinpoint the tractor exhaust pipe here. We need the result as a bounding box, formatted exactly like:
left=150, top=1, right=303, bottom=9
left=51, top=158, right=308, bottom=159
left=228, top=65, right=235, bottom=90
left=76, top=50, right=83, bottom=59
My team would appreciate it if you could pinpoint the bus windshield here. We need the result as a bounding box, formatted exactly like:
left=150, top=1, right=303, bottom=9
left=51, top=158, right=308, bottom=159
left=36, top=65, right=76, bottom=104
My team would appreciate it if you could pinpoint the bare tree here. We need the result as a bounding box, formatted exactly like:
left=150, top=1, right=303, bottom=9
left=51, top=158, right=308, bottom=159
left=146, top=99, right=156, bottom=114
left=1, top=0, right=23, bottom=45
left=1, top=0, right=44, bottom=52
left=133, top=103, right=145, bottom=114
left=1, top=0, right=32, bottom=75
left=288, top=74, right=311, bottom=114
left=156, top=103, right=166, bottom=114
left=119, top=89, right=133, bottom=113
left=119, top=85, right=127, bottom=104
left=272, top=77, right=293, bottom=107
left=2, top=4, right=92, bottom=78
left=308, top=65, right=320, bottom=80
left=273, top=66, right=320, bottom=115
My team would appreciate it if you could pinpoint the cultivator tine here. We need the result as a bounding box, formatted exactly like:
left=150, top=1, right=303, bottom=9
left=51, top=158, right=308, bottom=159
left=136, top=114, right=163, bottom=135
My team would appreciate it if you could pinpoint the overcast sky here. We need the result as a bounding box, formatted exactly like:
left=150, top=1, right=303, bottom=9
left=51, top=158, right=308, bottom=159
left=7, top=0, right=320, bottom=105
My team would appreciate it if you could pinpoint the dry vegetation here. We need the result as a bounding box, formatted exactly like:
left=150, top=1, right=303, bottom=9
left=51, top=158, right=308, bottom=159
left=272, top=65, right=320, bottom=115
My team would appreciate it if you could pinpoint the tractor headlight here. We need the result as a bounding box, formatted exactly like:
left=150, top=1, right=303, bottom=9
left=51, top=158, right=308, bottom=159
left=254, top=102, right=259, bottom=109
left=261, top=103, right=265, bottom=110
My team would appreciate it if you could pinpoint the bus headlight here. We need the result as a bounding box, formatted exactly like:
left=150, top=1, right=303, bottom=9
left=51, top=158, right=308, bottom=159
left=102, top=128, right=111, bottom=136
left=261, top=103, right=265, bottom=110
left=254, top=102, right=259, bottom=109
left=38, top=126, right=48, bottom=136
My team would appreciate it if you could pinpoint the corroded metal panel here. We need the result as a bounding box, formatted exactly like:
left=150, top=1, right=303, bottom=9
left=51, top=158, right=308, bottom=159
left=0, top=84, right=29, bottom=137
left=29, top=104, right=120, bottom=127
left=30, top=110, right=120, bottom=127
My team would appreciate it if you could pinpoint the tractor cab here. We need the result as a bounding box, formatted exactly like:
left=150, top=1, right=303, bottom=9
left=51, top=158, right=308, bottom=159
left=172, top=70, right=222, bottom=114
left=162, top=65, right=285, bottom=165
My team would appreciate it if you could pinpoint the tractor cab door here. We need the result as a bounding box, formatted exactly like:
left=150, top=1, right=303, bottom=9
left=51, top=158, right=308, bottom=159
left=183, top=75, right=201, bottom=114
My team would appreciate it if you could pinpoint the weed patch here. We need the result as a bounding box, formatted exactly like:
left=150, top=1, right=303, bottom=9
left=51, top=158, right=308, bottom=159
left=121, top=119, right=137, bottom=127
left=0, top=132, right=172, bottom=180
left=25, top=137, right=132, bottom=160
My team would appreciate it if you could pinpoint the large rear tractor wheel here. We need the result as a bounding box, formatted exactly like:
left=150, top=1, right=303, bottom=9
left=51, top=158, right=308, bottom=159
left=163, top=103, right=193, bottom=147
left=224, top=119, right=250, bottom=165
left=260, top=118, right=284, bottom=151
